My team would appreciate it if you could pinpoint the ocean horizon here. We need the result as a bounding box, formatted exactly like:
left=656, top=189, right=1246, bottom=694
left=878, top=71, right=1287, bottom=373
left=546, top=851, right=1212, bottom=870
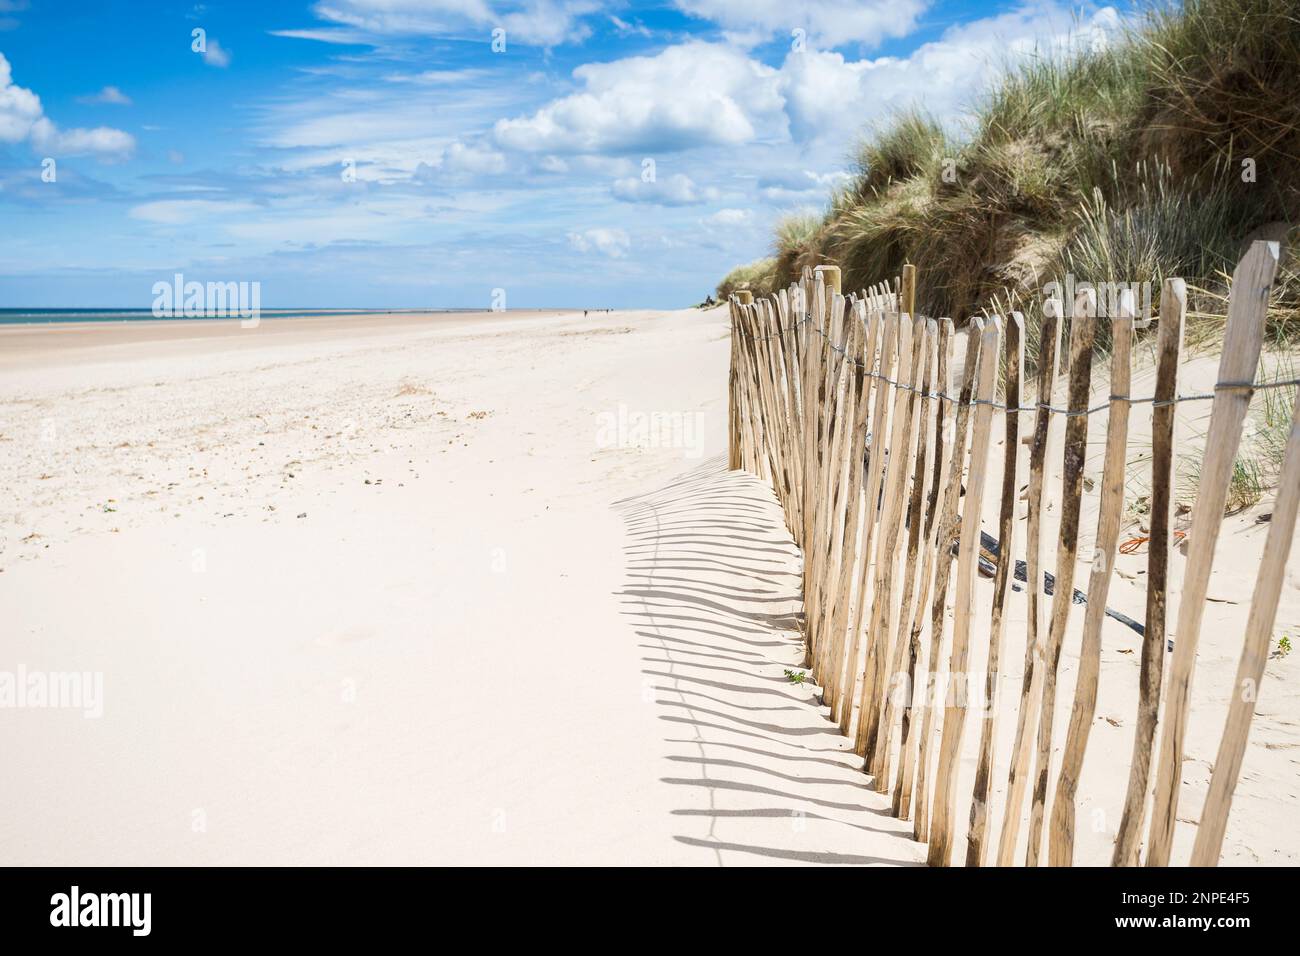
left=0, top=307, right=516, bottom=325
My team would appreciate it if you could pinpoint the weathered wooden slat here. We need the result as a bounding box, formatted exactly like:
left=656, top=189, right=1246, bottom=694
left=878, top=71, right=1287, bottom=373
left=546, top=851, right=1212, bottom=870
left=1025, top=289, right=1098, bottom=866
left=824, top=306, right=875, bottom=715
left=738, top=300, right=768, bottom=479
left=775, top=290, right=805, bottom=532
left=890, top=319, right=938, bottom=817
left=996, top=304, right=1062, bottom=866
left=754, top=303, right=787, bottom=488
left=800, top=273, right=825, bottom=663
left=913, top=318, right=984, bottom=842
left=1147, top=241, right=1281, bottom=866
left=872, top=316, right=932, bottom=787
left=838, top=310, right=899, bottom=736
left=801, top=279, right=831, bottom=665
left=815, top=305, right=860, bottom=691
left=857, top=315, right=918, bottom=765
left=894, top=318, right=953, bottom=818
left=727, top=297, right=741, bottom=470
left=816, top=295, right=853, bottom=658
left=1112, top=279, right=1185, bottom=866
left=760, top=299, right=795, bottom=518
left=927, top=316, right=1003, bottom=865
left=966, top=311, right=1024, bottom=865
left=1048, top=299, right=1135, bottom=866
left=1191, top=374, right=1300, bottom=865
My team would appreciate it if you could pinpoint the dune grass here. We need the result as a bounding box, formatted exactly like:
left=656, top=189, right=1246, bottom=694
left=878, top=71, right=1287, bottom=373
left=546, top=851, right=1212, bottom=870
left=718, top=0, right=1300, bottom=356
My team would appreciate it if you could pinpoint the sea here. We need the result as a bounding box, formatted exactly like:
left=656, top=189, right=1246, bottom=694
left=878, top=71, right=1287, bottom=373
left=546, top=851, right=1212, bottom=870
left=0, top=308, right=481, bottom=325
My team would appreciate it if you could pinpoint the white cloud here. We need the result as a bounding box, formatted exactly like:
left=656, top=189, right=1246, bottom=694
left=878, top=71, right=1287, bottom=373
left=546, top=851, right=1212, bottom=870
left=304, top=0, right=598, bottom=47
left=612, top=173, right=716, bottom=206
left=675, top=0, right=928, bottom=49
left=202, top=38, right=231, bottom=67
left=568, top=227, right=630, bottom=258
left=0, top=52, right=41, bottom=142
left=268, top=27, right=368, bottom=45
left=778, top=3, right=1125, bottom=140
left=493, top=42, right=783, bottom=153
left=129, top=200, right=256, bottom=224
left=0, top=53, right=134, bottom=157
left=491, top=4, right=1123, bottom=161
left=703, top=208, right=750, bottom=226
left=758, top=168, right=850, bottom=201
left=78, top=85, right=132, bottom=105
left=439, top=140, right=507, bottom=175
left=608, top=15, right=651, bottom=38
left=381, top=69, right=488, bottom=85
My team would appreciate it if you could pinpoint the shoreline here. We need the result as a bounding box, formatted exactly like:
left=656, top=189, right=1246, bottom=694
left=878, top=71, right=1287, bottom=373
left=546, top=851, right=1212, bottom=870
left=0, top=309, right=624, bottom=372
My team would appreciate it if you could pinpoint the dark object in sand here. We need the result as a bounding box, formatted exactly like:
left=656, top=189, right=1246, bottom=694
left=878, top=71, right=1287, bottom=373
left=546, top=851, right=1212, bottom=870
left=948, top=528, right=1171, bottom=651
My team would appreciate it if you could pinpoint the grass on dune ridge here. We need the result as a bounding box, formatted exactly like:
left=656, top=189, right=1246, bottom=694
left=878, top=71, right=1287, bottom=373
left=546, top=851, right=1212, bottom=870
left=716, top=0, right=1300, bottom=357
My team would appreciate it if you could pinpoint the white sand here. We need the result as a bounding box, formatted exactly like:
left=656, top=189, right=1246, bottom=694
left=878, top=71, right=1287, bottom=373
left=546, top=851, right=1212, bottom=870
left=0, top=308, right=1293, bottom=865
left=0, top=308, right=920, bottom=866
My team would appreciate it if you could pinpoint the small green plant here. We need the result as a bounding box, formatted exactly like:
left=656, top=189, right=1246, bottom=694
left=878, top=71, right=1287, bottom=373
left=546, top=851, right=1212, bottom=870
left=783, top=669, right=807, bottom=684
left=1278, top=635, right=1293, bottom=657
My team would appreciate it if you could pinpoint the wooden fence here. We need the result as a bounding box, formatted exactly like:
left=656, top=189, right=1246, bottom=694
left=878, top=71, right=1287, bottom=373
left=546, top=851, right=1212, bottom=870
left=726, top=241, right=1300, bottom=866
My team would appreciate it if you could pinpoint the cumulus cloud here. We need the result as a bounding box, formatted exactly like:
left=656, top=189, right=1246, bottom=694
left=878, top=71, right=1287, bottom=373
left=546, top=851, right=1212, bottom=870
left=493, top=42, right=783, bottom=153
left=778, top=3, right=1125, bottom=140
left=612, top=172, right=716, bottom=206
left=675, top=0, right=927, bottom=49
left=567, top=227, right=630, bottom=257
left=493, top=2, right=1124, bottom=160
left=0, top=53, right=134, bottom=157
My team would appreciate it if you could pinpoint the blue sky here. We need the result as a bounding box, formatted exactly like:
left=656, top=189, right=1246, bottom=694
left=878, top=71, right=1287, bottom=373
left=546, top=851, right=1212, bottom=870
left=0, top=0, right=1129, bottom=308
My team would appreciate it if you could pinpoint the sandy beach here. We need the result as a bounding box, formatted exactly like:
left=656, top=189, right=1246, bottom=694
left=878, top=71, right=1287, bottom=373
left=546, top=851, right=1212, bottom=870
left=1, top=307, right=1295, bottom=866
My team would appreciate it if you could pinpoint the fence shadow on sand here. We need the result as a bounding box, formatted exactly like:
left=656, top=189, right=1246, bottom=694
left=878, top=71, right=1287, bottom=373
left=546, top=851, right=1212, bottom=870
left=613, top=455, right=924, bottom=865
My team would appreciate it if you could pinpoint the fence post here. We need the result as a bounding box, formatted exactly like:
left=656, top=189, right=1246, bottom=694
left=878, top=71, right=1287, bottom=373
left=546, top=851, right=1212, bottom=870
left=823, top=304, right=874, bottom=716
left=814, top=299, right=859, bottom=690
left=775, top=289, right=805, bottom=533
left=1048, top=295, right=1135, bottom=865
left=868, top=317, right=930, bottom=790
left=1025, top=288, right=1098, bottom=866
left=913, top=317, right=984, bottom=842
left=927, top=315, right=1002, bottom=865
left=728, top=297, right=741, bottom=470
left=895, top=317, right=953, bottom=817
left=1147, top=241, right=1281, bottom=865
left=966, top=310, right=1024, bottom=865
left=840, top=307, right=900, bottom=736
left=817, top=264, right=842, bottom=296
left=809, top=294, right=849, bottom=670
left=890, top=317, right=939, bottom=816
left=800, top=273, right=827, bottom=666
left=1192, top=371, right=1300, bottom=864
left=1112, top=278, right=1186, bottom=865
left=996, top=303, right=1062, bottom=865
left=857, top=314, right=917, bottom=764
